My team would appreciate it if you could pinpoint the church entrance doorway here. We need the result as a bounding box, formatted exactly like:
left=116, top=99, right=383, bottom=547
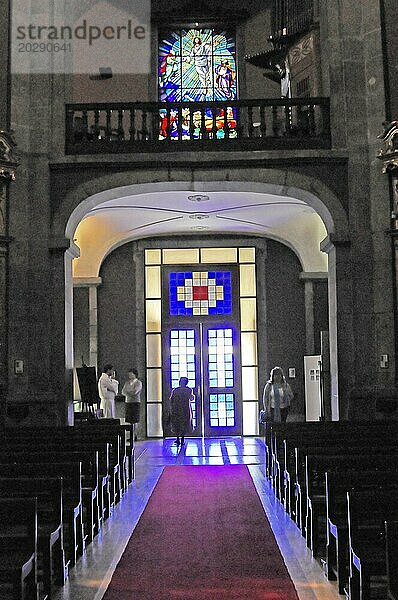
left=163, top=321, right=242, bottom=437
left=145, top=248, right=259, bottom=438
left=162, top=264, right=242, bottom=437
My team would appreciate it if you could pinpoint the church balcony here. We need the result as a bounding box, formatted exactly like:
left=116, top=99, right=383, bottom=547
left=65, top=97, right=331, bottom=155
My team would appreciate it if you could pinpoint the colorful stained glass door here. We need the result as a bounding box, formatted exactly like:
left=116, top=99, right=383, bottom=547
left=163, top=323, right=241, bottom=437
left=168, top=327, right=200, bottom=433
left=202, top=324, right=241, bottom=436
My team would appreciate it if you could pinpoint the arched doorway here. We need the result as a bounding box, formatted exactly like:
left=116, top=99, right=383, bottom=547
left=62, top=178, right=346, bottom=430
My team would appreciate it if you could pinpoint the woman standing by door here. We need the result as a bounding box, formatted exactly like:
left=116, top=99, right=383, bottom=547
left=262, top=366, right=293, bottom=423
left=122, top=368, right=142, bottom=424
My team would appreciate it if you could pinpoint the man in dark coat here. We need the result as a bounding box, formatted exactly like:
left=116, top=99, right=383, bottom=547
left=169, top=377, right=193, bottom=446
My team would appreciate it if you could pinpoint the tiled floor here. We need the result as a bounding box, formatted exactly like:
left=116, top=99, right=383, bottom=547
left=53, top=437, right=340, bottom=600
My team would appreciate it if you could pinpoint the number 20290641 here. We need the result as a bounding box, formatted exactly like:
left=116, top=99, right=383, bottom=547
left=17, top=42, right=72, bottom=53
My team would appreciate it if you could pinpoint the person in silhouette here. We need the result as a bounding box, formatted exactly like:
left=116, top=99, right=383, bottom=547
left=169, top=376, right=193, bottom=446
left=262, top=366, right=293, bottom=423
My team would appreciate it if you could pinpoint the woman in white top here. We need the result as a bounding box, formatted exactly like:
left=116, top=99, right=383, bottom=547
left=121, top=368, right=142, bottom=424
left=262, top=366, right=293, bottom=423
left=98, top=364, right=119, bottom=418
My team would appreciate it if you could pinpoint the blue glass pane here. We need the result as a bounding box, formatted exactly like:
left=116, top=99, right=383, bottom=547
left=169, top=271, right=232, bottom=316
left=208, top=393, right=235, bottom=427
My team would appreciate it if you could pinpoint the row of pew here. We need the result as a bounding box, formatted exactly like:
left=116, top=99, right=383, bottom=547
left=0, top=418, right=135, bottom=600
left=263, top=420, right=398, bottom=600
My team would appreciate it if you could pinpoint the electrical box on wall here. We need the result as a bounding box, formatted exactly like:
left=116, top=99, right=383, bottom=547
left=14, top=359, right=24, bottom=374
left=380, top=354, right=389, bottom=368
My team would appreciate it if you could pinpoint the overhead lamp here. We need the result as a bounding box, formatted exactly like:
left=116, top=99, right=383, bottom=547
left=187, top=194, right=210, bottom=202
left=189, top=214, right=210, bottom=220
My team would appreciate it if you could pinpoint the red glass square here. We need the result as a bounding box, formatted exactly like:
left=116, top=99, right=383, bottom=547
left=193, top=286, right=208, bottom=300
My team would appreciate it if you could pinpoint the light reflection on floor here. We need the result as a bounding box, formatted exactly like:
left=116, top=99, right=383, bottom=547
left=53, top=437, right=339, bottom=600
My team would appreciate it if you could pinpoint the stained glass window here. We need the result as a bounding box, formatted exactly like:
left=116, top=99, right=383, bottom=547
left=169, top=271, right=232, bottom=316
left=169, top=329, right=197, bottom=428
left=158, top=28, right=237, bottom=140
left=208, top=329, right=234, bottom=388
left=209, top=393, right=235, bottom=427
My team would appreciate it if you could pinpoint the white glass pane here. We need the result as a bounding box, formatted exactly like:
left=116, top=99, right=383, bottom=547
left=147, top=403, right=163, bottom=437
left=146, top=334, right=161, bottom=367
left=145, top=266, right=161, bottom=298
left=243, top=402, right=259, bottom=436
left=145, top=249, right=161, bottom=265
left=163, top=249, right=199, bottom=264
left=239, top=264, right=256, bottom=297
left=240, top=298, right=257, bottom=331
left=146, top=299, right=161, bottom=332
left=146, top=368, right=162, bottom=401
left=241, top=332, right=258, bottom=366
left=200, top=248, right=237, bottom=263
left=241, top=366, right=258, bottom=400
left=239, top=247, right=255, bottom=263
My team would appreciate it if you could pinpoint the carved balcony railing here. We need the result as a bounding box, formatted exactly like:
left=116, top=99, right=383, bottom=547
left=65, top=97, right=331, bottom=155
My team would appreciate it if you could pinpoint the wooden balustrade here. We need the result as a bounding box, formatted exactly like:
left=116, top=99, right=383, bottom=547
left=65, top=97, right=331, bottom=154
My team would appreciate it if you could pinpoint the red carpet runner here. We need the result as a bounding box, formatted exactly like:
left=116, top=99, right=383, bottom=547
left=103, top=465, right=299, bottom=599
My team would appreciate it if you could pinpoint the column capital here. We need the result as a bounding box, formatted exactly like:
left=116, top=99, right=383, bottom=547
left=48, top=236, right=80, bottom=258
left=73, top=277, right=102, bottom=288
left=299, top=271, right=328, bottom=281
left=320, top=234, right=350, bottom=254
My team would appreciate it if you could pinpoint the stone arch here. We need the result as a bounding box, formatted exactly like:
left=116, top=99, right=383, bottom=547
left=52, top=167, right=349, bottom=241
left=55, top=167, right=349, bottom=424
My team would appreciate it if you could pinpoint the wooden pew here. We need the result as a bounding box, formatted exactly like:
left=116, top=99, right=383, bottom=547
left=7, top=422, right=131, bottom=494
left=74, top=421, right=131, bottom=493
left=385, top=520, right=398, bottom=600
left=0, top=477, right=65, bottom=598
left=296, top=446, right=398, bottom=536
left=269, top=422, right=398, bottom=511
left=1, top=443, right=110, bottom=531
left=347, top=489, right=398, bottom=600
left=4, top=431, right=118, bottom=516
left=287, top=435, right=398, bottom=521
left=304, top=452, right=398, bottom=557
left=0, top=458, right=99, bottom=547
left=0, top=451, right=86, bottom=567
left=0, top=497, right=38, bottom=600
left=326, top=470, right=398, bottom=595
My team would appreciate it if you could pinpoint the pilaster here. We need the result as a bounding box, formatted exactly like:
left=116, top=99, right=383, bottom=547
left=0, top=132, right=17, bottom=427
left=320, top=234, right=353, bottom=420
left=73, top=277, right=102, bottom=373
left=299, top=272, right=328, bottom=355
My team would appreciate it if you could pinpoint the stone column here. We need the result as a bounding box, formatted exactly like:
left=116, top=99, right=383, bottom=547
left=321, top=1, right=396, bottom=414
left=320, top=235, right=353, bottom=421
left=0, top=0, right=10, bottom=130
left=0, top=134, right=17, bottom=427
left=255, top=242, right=268, bottom=384
left=73, top=277, right=102, bottom=373
left=299, top=272, right=329, bottom=356
left=49, top=236, right=80, bottom=425
left=133, top=244, right=146, bottom=439
left=376, top=122, right=398, bottom=418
